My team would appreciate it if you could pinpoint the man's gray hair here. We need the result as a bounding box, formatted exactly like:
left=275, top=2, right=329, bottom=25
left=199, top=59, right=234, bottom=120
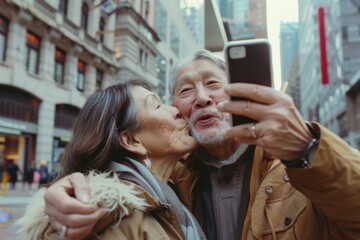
left=168, top=49, right=226, bottom=98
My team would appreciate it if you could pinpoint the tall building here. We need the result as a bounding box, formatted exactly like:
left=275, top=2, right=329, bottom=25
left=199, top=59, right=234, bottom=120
left=181, top=2, right=204, bottom=46
left=280, top=22, right=300, bottom=110
left=217, top=0, right=267, bottom=40
left=152, top=0, right=204, bottom=103
left=280, top=22, right=299, bottom=85
left=341, top=0, right=360, bottom=148
left=298, top=0, right=360, bottom=148
left=340, top=0, right=360, bottom=83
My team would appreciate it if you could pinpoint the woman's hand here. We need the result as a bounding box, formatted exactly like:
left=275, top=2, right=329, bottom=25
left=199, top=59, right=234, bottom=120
left=217, top=83, right=313, bottom=160
left=44, top=172, right=105, bottom=239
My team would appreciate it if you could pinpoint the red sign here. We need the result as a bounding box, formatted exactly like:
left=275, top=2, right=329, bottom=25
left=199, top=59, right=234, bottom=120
left=318, top=7, right=329, bottom=85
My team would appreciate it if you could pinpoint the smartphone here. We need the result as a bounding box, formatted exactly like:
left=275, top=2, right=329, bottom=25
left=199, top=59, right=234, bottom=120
left=224, top=39, right=273, bottom=126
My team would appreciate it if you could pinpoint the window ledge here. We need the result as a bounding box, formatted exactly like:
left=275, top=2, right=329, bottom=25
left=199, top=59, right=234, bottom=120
left=0, top=61, right=10, bottom=68
left=27, top=72, right=42, bottom=81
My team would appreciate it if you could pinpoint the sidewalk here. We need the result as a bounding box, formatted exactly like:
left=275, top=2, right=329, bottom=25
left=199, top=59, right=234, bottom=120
left=0, top=186, right=33, bottom=206
left=0, top=183, right=36, bottom=240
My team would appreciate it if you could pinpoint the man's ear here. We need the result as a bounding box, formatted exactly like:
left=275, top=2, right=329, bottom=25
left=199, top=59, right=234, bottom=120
left=119, top=131, right=146, bottom=156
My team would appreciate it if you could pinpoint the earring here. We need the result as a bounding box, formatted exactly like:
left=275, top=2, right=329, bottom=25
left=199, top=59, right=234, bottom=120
left=143, top=156, right=152, bottom=170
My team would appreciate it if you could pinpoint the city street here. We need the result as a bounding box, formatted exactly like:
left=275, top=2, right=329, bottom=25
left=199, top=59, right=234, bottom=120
left=0, top=183, right=34, bottom=240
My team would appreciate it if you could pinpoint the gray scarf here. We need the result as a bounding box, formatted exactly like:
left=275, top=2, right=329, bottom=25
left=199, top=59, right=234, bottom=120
left=109, top=159, right=207, bottom=240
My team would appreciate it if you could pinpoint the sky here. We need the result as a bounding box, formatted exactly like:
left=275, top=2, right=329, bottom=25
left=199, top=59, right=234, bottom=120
left=267, top=0, right=299, bottom=90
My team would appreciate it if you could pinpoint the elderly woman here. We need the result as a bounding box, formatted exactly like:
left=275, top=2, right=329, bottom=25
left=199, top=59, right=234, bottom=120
left=17, top=79, right=206, bottom=240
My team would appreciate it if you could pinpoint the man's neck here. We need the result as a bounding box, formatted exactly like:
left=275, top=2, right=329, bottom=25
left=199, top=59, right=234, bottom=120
left=202, top=138, right=240, bottom=161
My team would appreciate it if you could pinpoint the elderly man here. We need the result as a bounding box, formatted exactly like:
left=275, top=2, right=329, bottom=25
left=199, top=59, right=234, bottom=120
left=42, top=50, right=360, bottom=240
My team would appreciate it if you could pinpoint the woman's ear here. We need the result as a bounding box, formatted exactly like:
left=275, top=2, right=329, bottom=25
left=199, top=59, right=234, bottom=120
left=119, top=131, right=146, bottom=156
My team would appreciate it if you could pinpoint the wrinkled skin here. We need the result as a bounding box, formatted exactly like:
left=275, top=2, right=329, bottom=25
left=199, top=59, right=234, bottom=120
left=172, top=59, right=236, bottom=160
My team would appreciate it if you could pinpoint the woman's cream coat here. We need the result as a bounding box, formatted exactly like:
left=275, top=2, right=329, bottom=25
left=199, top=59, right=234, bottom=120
left=17, top=173, right=187, bottom=240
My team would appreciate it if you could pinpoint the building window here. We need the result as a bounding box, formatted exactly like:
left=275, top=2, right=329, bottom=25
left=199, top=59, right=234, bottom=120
left=0, top=15, right=8, bottom=62
left=81, top=2, right=89, bottom=32
left=144, top=0, right=150, bottom=19
left=337, top=112, right=348, bottom=138
left=99, top=17, right=106, bottom=43
left=139, top=49, right=147, bottom=67
left=155, top=0, right=167, bottom=42
left=0, top=86, right=40, bottom=123
left=54, top=48, right=66, bottom=84
left=96, top=69, right=103, bottom=90
left=25, top=31, right=41, bottom=74
left=170, top=22, right=179, bottom=56
left=59, top=0, right=68, bottom=16
left=77, top=60, right=86, bottom=92
left=139, top=49, right=143, bottom=63
left=157, top=55, right=166, bottom=101
left=342, top=27, right=348, bottom=42
left=144, top=53, right=148, bottom=67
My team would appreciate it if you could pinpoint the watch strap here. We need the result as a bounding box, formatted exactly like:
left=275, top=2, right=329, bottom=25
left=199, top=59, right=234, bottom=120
left=281, top=122, right=320, bottom=169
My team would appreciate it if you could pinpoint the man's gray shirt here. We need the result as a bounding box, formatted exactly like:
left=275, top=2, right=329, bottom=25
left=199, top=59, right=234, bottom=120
left=195, top=144, right=250, bottom=240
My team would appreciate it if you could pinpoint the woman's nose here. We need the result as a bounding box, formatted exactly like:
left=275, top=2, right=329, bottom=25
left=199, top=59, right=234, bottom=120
left=169, top=105, right=182, bottom=119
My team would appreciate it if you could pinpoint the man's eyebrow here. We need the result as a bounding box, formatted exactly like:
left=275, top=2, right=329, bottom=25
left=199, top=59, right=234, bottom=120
left=201, top=69, right=222, bottom=78
left=174, top=68, right=225, bottom=91
left=175, top=75, right=191, bottom=85
left=173, top=75, right=192, bottom=91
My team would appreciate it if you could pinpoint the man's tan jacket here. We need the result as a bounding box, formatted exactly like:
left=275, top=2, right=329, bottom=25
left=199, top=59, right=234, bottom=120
left=172, top=123, right=360, bottom=240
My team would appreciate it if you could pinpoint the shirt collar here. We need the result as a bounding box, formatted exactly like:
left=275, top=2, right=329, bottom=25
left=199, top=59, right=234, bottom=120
left=194, top=144, right=249, bottom=169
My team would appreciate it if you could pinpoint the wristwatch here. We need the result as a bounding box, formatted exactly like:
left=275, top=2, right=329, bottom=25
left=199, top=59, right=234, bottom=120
left=281, top=122, right=320, bottom=169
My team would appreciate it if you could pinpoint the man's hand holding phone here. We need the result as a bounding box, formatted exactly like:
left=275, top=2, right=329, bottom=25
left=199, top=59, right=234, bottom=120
left=221, top=39, right=313, bottom=161
left=217, top=83, right=312, bottom=161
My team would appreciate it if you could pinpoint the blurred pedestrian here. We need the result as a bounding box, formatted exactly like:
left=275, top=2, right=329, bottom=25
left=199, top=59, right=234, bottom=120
left=48, top=167, right=58, bottom=183
left=1, top=169, right=9, bottom=196
left=8, top=160, right=22, bottom=189
left=38, top=160, right=49, bottom=188
left=24, top=161, right=36, bottom=192
left=0, top=157, right=3, bottom=191
left=33, top=169, right=40, bottom=186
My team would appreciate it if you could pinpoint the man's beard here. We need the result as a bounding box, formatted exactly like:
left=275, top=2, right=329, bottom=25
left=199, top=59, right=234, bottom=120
left=189, top=109, right=231, bottom=146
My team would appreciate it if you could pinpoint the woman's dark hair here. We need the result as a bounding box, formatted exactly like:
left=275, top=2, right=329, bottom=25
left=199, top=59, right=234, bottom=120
left=55, top=78, right=152, bottom=181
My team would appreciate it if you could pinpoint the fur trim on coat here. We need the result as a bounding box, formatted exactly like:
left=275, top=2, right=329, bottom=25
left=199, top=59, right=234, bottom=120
left=16, top=171, right=148, bottom=240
